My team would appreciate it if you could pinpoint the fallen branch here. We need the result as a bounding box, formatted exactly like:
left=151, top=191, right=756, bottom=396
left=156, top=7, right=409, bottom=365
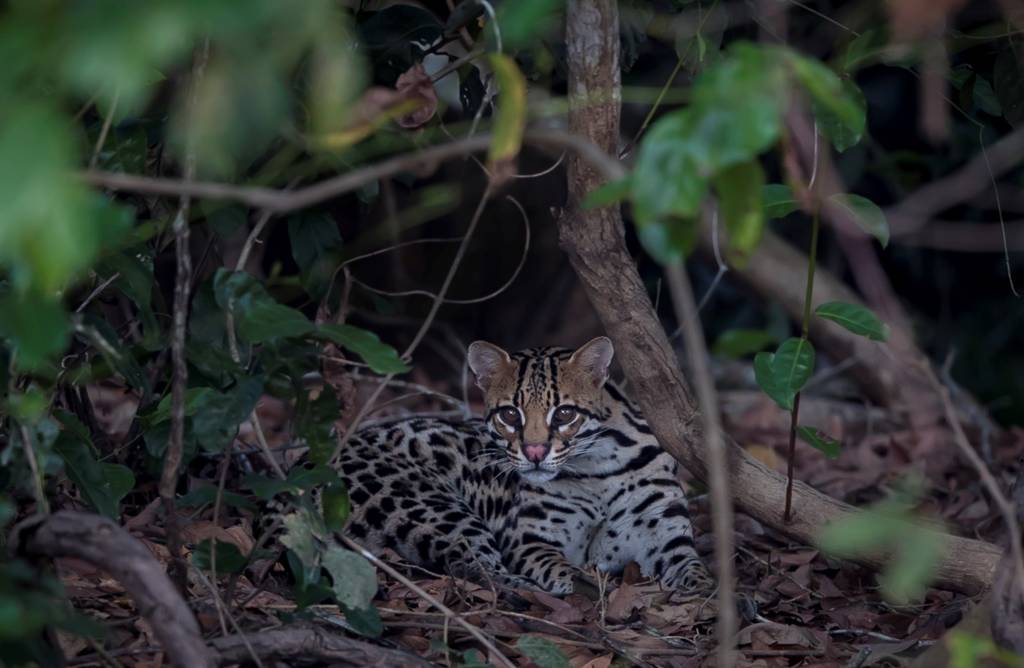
left=210, top=625, right=433, bottom=667
left=11, top=511, right=215, bottom=668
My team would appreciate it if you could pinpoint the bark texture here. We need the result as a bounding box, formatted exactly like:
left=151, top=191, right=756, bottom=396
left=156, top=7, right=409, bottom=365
left=12, top=511, right=215, bottom=668
left=559, top=0, right=1001, bottom=595
left=211, top=626, right=434, bottom=667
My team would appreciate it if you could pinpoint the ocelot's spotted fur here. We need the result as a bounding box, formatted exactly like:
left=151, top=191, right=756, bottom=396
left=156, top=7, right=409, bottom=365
left=325, top=337, right=714, bottom=595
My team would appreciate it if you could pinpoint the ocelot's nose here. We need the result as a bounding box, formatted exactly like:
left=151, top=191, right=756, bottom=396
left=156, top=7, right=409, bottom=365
left=523, top=442, right=550, bottom=463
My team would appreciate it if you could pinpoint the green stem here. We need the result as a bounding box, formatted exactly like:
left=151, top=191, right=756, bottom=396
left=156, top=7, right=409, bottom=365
left=784, top=207, right=820, bottom=522
left=801, top=208, right=820, bottom=337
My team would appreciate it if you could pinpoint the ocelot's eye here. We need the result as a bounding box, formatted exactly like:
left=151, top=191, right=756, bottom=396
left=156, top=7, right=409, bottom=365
left=498, top=407, right=520, bottom=425
left=552, top=406, right=577, bottom=425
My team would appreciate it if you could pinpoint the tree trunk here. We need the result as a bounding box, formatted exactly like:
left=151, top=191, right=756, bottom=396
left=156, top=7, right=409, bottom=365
left=559, top=0, right=1001, bottom=594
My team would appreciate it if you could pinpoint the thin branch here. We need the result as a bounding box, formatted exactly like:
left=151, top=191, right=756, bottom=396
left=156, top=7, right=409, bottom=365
left=887, top=126, right=1024, bottom=234
left=350, top=194, right=530, bottom=305
left=664, top=263, right=735, bottom=667
left=81, top=129, right=624, bottom=214
left=339, top=535, right=515, bottom=668
left=160, top=42, right=208, bottom=593
left=327, top=185, right=494, bottom=466
left=18, top=425, right=49, bottom=514
left=75, top=272, right=121, bottom=313
left=89, top=87, right=120, bottom=169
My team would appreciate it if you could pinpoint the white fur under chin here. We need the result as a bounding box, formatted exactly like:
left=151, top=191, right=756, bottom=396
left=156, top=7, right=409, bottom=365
left=520, top=468, right=559, bottom=484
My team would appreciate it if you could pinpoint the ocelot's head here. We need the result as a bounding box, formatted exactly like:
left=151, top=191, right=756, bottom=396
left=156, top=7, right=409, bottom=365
left=467, top=337, right=614, bottom=483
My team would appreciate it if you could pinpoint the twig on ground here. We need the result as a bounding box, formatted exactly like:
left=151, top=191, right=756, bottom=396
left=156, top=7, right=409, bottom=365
left=665, top=262, right=736, bottom=667
left=923, top=360, right=1024, bottom=608
left=160, top=41, right=208, bottom=593
left=12, top=511, right=216, bottom=668
left=190, top=566, right=264, bottom=668
left=340, top=535, right=516, bottom=668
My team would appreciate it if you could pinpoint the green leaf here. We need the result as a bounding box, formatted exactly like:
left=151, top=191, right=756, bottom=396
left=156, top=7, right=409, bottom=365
left=191, top=539, right=248, bottom=575
left=771, top=337, right=815, bottom=397
left=827, top=193, right=889, bottom=247
left=239, top=302, right=314, bottom=343
left=814, top=301, right=889, bottom=341
left=146, top=387, right=217, bottom=426
left=787, top=53, right=864, bottom=147
left=317, top=324, right=409, bottom=375
left=340, top=602, right=383, bottom=638
left=811, top=78, right=866, bottom=152
left=689, top=43, right=788, bottom=169
left=486, top=53, right=527, bottom=172
left=0, top=498, right=14, bottom=529
left=280, top=506, right=325, bottom=573
left=712, top=329, right=777, bottom=358
left=632, top=43, right=787, bottom=229
left=245, top=465, right=340, bottom=501
left=296, top=384, right=340, bottom=465
left=879, top=527, right=943, bottom=604
left=753, top=351, right=794, bottom=411
left=796, top=426, right=841, bottom=459
left=322, top=546, right=378, bottom=609
left=214, top=269, right=315, bottom=343
left=844, top=28, right=889, bottom=72
left=288, top=213, right=343, bottom=301
left=494, top=0, right=562, bottom=49
left=0, top=102, right=131, bottom=294
left=994, top=47, right=1024, bottom=127
left=191, top=376, right=264, bottom=452
left=817, top=507, right=899, bottom=557
left=96, top=250, right=160, bottom=347
left=633, top=111, right=708, bottom=224
left=177, top=485, right=256, bottom=512
left=636, top=217, right=699, bottom=266
left=582, top=177, right=632, bottom=209
left=762, top=184, right=800, bottom=219
left=322, top=482, right=351, bottom=532
left=972, top=75, right=1002, bottom=116
left=0, top=292, right=70, bottom=371
left=53, top=415, right=134, bottom=519
left=516, top=636, right=570, bottom=668
left=713, top=160, right=766, bottom=263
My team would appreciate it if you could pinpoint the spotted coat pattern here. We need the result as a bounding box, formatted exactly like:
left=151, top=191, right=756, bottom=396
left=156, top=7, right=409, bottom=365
left=333, top=343, right=714, bottom=595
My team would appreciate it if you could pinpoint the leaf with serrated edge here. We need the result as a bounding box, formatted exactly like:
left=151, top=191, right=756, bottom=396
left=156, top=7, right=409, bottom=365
left=814, top=301, right=889, bottom=341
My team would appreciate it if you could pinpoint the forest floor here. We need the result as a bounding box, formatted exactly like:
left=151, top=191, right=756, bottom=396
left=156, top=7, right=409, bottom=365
left=51, top=369, right=1024, bottom=668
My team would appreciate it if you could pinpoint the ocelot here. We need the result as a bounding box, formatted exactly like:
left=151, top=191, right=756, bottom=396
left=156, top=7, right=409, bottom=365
left=325, top=337, right=714, bottom=595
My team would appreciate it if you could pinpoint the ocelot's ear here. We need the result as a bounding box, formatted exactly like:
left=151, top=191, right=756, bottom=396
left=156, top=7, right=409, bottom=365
left=568, top=336, right=614, bottom=388
left=467, top=341, right=513, bottom=393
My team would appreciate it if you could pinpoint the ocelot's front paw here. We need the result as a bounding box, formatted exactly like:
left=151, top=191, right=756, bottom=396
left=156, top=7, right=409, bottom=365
left=668, top=560, right=716, bottom=595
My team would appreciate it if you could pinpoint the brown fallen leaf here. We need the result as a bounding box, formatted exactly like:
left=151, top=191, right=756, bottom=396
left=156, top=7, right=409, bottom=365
left=395, top=63, right=438, bottom=128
